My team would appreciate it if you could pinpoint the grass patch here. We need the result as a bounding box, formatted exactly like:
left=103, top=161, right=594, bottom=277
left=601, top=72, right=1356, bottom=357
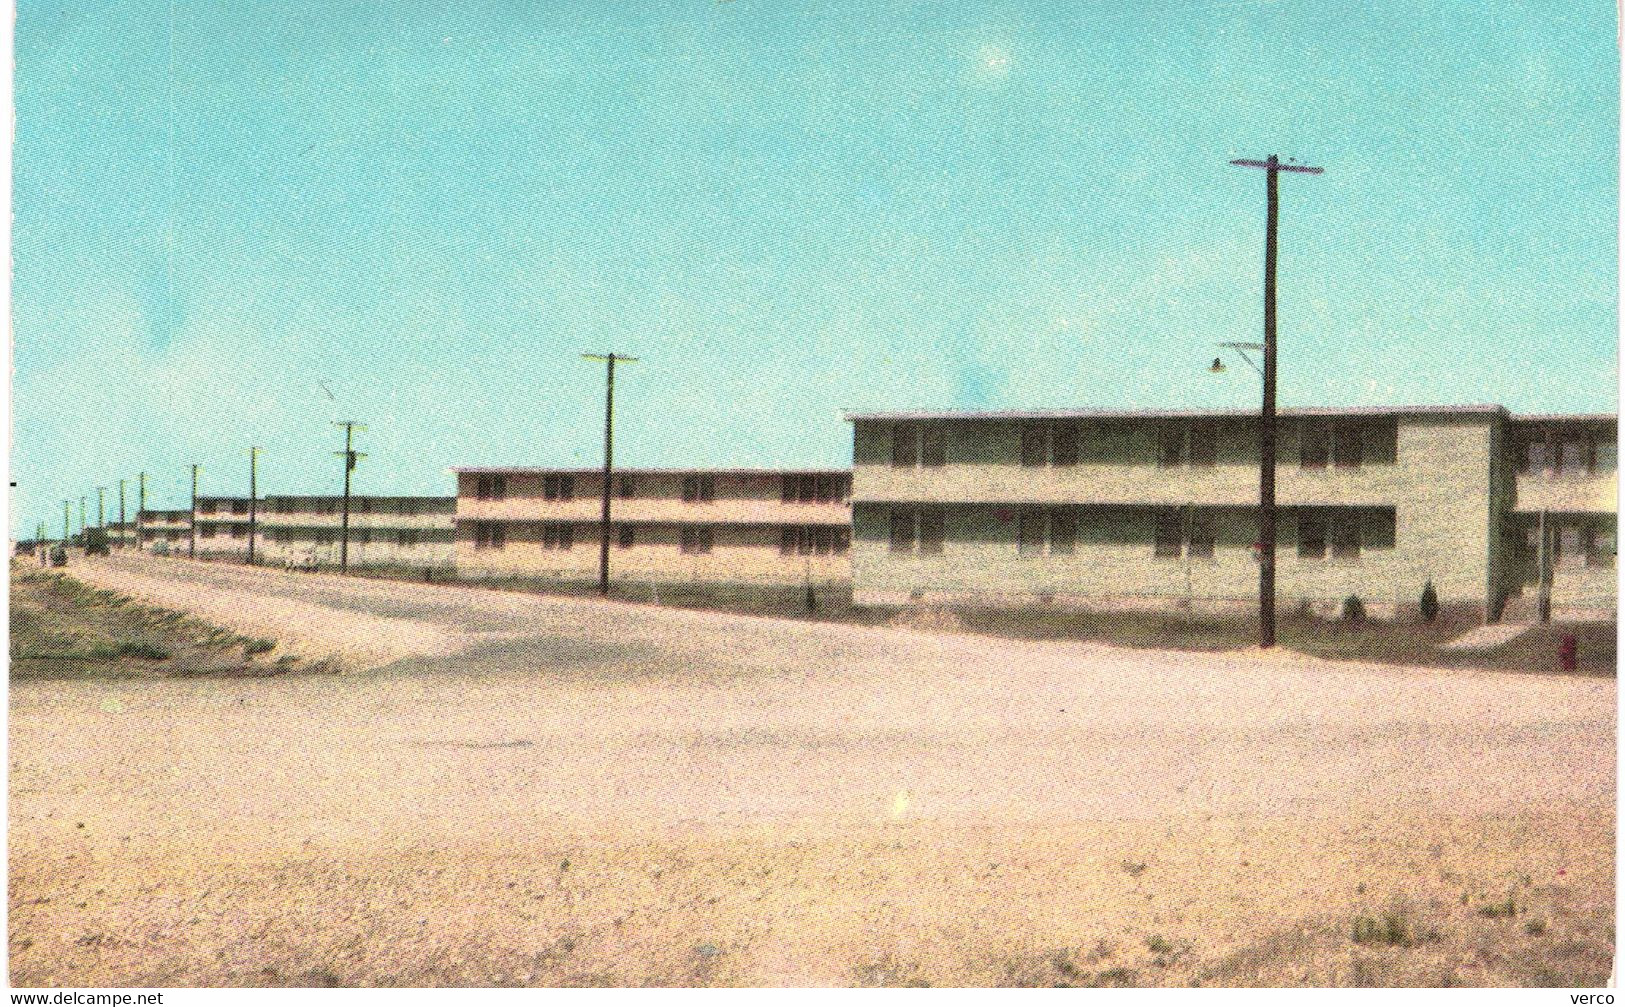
left=1477, top=895, right=1518, bottom=919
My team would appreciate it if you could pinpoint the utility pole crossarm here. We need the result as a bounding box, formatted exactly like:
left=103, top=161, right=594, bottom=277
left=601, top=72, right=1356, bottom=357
left=1230, top=158, right=1324, bottom=174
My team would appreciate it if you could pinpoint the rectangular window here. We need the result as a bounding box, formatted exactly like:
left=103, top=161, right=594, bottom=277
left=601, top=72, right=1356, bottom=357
left=1298, top=513, right=1327, bottom=559
left=798, top=475, right=817, bottom=503
left=618, top=525, right=635, bottom=549
left=1559, top=438, right=1591, bottom=477
left=1557, top=525, right=1583, bottom=566
left=543, top=475, right=573, bottom=501
left=1187, top=511, right=1216, bottom=559
left=474, top=523, right=505, bottom=550
left=542, top=524, right=574, bottom=550
left=813, top=527, right=833, bottom=555
left=1018, top=510, right=1046, bottom=555
left=397, top=530, right=419, bottom=547
left=1188, top=423, right=1217, bottom=468
left=921, top=425, right=947, bottom=467
left=889, top=510, right=915, bottom=553
left=1594, top=438, right=1617, bottom=474
left=230, top=525, right=246, bottom=538
left=918, top=508, right=945, bottom=555
left=1051, top=425, right=1080, bottom=467
left=315, top=531, right=336, bottom=546
left=618, top=476, right=636, bottom=499
left=1157, top=425, right=1185, bottom=468
left=814, top=475, right=835, bottom=503
left=200, top=501, right=218, bottom=515
left=1521, top=438, right=1549, bottom=474
left=201, top=525, right=217, bottom=538
left=833, top=527, right=850, bottom=554
left=1153, top=509, right=1182, bottom=558
left=356, top=498, right=371, bottom=514
left=783, top=475, right=797, bottom=503
left=231, top=501, right=248, bottom=515
left=679, top=527, right=713, bottom=554
left=797, top=525, right=815, bottom=555
left=1301, top=422, right=1329, bottom=469
left=1050, top=509, right=1077, bottom=555
left=1333, top=426, right=1364, bottom=469
left=1587, top=526, right=1616, bottom=568
left=399, top=500, right=417, bottom=516
left=1330, top=513, right=1361, bottom=559
left=353, top=529, right=370, bottom=546
left=891, top=425, right=918, bottom=467
left=781, top=527, right=799, bottom=555
left=1021, top=427, right=1048, bottom=467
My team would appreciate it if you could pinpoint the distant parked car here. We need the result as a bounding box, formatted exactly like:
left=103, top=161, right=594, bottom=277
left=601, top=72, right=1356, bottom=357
left=49, top=546, right=67, bottom=567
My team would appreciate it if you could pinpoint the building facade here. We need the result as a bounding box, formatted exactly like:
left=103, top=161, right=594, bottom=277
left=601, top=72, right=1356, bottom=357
left=847, top=405, right=1616, bottom=621
left=453, top=467, right=852, bottom=586
left=136, top=509, right=192, bottom=551
left=189, top=495, right=456, bottom=568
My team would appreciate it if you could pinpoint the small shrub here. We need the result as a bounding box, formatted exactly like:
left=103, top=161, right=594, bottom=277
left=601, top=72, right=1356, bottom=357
left=117, top=641, right=170, bottom=661
left=1121, top=860, right=1147, bottom=877
left=1352, top=912, right=1416, bottom=947
left=1145, top=935, right=1174, bottom=955
left=1478, top=895, right=1517, bottom=919
left=243, top=638, right=276, bottom=657
left=1419, top=580, right=1439, bottom=622
left=1524, top=919, right=1548, bottom=936
left=1342, top=595, right=1366, bottom=623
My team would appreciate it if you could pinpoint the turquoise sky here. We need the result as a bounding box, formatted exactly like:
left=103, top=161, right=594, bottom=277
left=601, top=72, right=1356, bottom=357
left=11, top=1, right=1618, bottom=532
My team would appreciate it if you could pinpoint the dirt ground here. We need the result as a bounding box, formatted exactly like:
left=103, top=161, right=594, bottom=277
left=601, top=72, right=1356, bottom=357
left=8, top=555, right=1616, bottom=987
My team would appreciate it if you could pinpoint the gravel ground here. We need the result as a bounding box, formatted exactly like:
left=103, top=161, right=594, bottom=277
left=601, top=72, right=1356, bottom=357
left=9, top=555, right=1616, bottom=986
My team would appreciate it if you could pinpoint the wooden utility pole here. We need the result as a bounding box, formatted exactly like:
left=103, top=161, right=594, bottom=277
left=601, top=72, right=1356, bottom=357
left=62, top=500, right=70, bottom=543
left=247, top=447, right=261, bottom=566
left=582, top=353, right=639, bottom=597
left=189, top=464, right=201, bottom=558
left=1230, top=154, right=1322, bottom=649
left=333, top=422, right=366, bottom=573
left=138, top=472, right=148, bottom=552
left=118, top=479, right=128, bottom=549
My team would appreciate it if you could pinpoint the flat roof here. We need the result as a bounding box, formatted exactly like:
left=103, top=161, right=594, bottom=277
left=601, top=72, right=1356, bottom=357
left=1508, top=413, right=1618, bottom=424
left=843, top=404, right=1512, bottom=422
left=449, top=466, right=849, bottom=476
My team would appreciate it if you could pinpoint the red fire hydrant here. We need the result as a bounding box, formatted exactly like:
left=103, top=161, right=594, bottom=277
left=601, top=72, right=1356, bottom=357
left=1558, top=634, right=1578, bottom=673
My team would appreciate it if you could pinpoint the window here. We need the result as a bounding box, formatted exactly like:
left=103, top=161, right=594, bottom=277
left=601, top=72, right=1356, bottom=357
left=1157, top=425, right=1185, bottom=467
left=274, top=530, right=292, bottom=544
left=353, top=529, right=371, bottom=546
left=918, top=508, right=945, bottom=555
left=1188, top=423, right=1217, bottom=468
left=1522, top=438, right=1550, bottom=475
left=273, top=499, right=293, bottom=514
left=891, top=424, right=918, bottom=467
left=1018, top=510, right=1046, bottom=555
left=199, top=501, right=218, bottom=515
left=231, top=501, right=248, bottom=515
left=618, top=525, right=635, bottom=549
left=230, top=525, right=246, bottom=538
left=315, top=531, right=335, bottom=546
left=201, top=525, right=217, bottom=538
left=1595, top=438, right=1617, bottom=474
left=1587, top=526, right=1616, bottom=568
left=319, top=500, right=338, bottom=515
left=920, top=426, right=946, bottom=467
left=1330, top=513, right=1361, bottom=559
left=399, top=500, right=418, bottom=516
left=1559, top=438, right=1591, bottom=477
left=1556, top=525, right=1583, bottom=567
left=813, top=527, right=834, bottom=555
left=1187, top=511, right=1216, bottom=559
left=679, top=527, right=713, bottom=554
left=1333, top=426, right=1364, bottom=469
left=814, top=475, right=835, bottom=503
left=1052, top=425, right=1080, bottom=467
left=542, top=524, right=574, bottom=550
left=397, top=530, right=419, bottom=547
left=1153, top=509, right=1182, bottom=558
left=618, top=476, right=636, bottom=499
left=781, top=527, right=798, bottom=555
left=1050, top=510, right=1077, bottom=555
left=356, top=498, right=372, bottom=514
left=543, top=475, right=574, bottom=501
left=680, top=475, right=715, bottom=502
left=798, top=475, right=817, bottom=503
left=798, top=526, right=815, bottom=555
left=1297, top=513, right=1326, bottom=559
left=1021, top=427, right=1048, bottom=467
left=473, top=523, right=505, bottom=550
left=475, top=475, right=508, bottom=501
left=1301, top=422, right=1329, bottom=469
left=889, top=510, right=915, bottom=553
left=833, top=528, right=850, bottom=554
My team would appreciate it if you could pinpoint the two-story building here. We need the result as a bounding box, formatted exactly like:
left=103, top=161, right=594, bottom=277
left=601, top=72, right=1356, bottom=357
left=136, top=509, right=193, bottom=551
left=452, top=467, right=852, bottom=586
left=189, top=495, right=456, bottom=569
left=845, top=405, right=1616, bottom=621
